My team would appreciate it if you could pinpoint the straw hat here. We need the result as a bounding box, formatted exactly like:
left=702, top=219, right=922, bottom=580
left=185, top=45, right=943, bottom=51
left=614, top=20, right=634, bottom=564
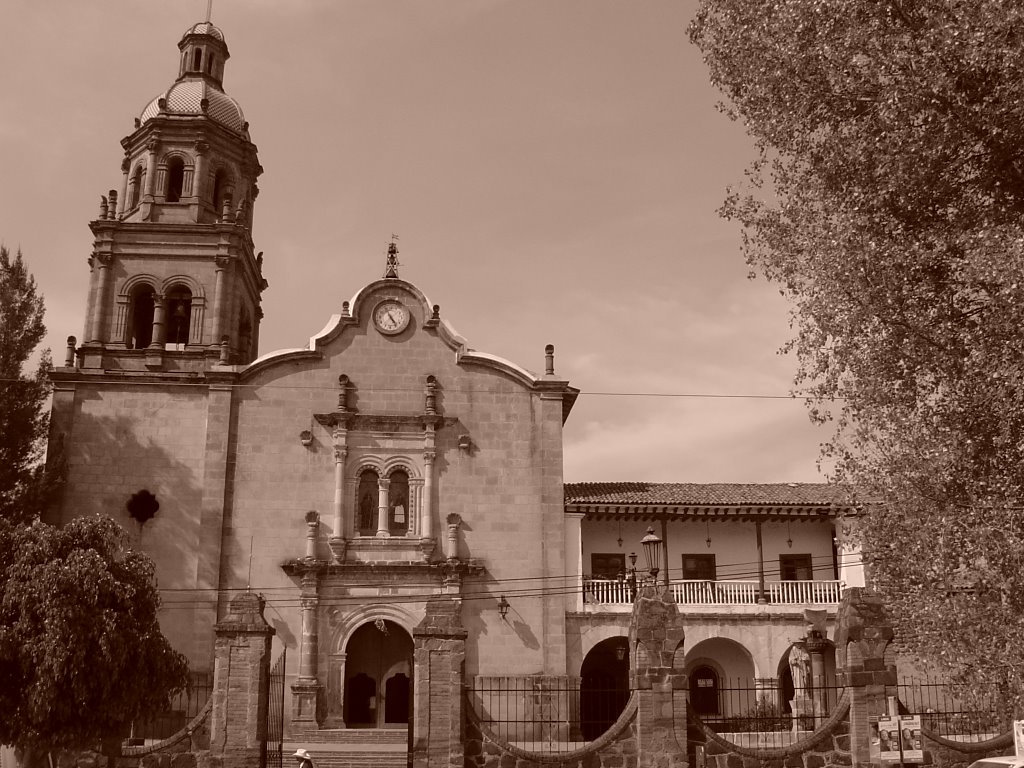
left=292, top=750, right=313, bottom=762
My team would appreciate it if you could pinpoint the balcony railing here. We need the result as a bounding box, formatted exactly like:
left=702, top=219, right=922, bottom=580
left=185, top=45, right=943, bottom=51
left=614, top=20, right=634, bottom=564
left=581, top=578, right=844, bottom=607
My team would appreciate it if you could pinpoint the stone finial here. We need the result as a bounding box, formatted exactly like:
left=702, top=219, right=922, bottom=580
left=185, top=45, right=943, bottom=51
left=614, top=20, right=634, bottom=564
left=431, top=304, right=440, bottom=321
left=215, top=591, right=273, bottom=635
left=64, top=336, right=77, bottom=367
left=108, top=190, right=118, bottom=218
left=99, top=195, right=109, bottom=219
left=445, top=513, right=462, bottom=561
left=305, top=510, right=320, bottom=559
left=544, top=344, right=555, bottom=375
left=337, top=374, right=350, bottom=412
left=219, top=335, right=230, bottom=364
left=341, top=300, right=350, bottom=317
left=220, top=195, right=232, bottom=222
left=424, top=375, right=438, bottom=415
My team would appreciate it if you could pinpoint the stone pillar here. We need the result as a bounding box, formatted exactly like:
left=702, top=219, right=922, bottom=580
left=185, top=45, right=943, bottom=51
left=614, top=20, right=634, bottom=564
left=445, top=513, right=461, bottom=561
left=211, top=256, right=229, bottom=352
left=412, top=597, right=468, bottom=768
left=117, top=157, right=130, bottom=217
left=421, top=450, right=435, bottom=542
left=88, top=253, right=113, bottom=344
left=328, top=444, right=348, bottom=561
left=376, top=477, right=391, bottom=537
left=807, top=629, right=829, bottom=726
left=834, top=587, right=896, bottom=768
left=149, top=293, right=166, bottom=349
left=630, top=584, right=687, bottom=768
left=210, top=592, right=275, bottom=768
left=292, top=571, right=322, bottom=726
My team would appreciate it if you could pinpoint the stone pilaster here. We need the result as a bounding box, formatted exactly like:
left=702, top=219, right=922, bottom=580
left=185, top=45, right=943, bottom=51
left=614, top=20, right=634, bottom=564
left=292, top=571, right=323, bottom=726
left=629, top=584, right=686, bottom=768
left=210, top=592, right=275, bottom=768
left=412, top=597, right=467, bottom=768
left=834, top=587, right=896, bottom=768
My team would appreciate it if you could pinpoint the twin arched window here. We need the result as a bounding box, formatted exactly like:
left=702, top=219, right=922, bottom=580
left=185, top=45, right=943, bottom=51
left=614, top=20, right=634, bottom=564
left=356, top=468, right=410, bottom=537
left=126, top=283, right=193, bottom=350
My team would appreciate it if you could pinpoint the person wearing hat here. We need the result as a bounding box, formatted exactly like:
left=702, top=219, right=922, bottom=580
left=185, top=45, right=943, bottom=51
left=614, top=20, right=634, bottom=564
left=292, top=749, right=315, bottom=768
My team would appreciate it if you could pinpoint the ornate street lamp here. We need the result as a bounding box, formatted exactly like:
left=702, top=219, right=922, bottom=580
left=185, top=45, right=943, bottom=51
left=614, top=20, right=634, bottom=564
left=641, top=526, right=662, bottom=580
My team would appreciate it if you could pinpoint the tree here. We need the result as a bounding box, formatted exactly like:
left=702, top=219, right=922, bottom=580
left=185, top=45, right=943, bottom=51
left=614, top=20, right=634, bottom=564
left=0, top=246, right=56, bottom=524
left=690, top=0, right=1024, bottom=709
left=0, top=515, right=189, bottom=756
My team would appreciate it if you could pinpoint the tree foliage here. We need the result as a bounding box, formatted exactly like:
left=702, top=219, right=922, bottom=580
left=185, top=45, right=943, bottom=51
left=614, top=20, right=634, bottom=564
left=0, top=246, right=56, bottom=524
left=0, top=515, right=189, bottom=753
left=690, top=0, right=1024, bottom=705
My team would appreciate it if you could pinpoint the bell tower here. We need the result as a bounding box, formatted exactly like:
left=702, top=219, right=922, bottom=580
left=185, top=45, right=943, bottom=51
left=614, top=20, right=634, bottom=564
left=80, top=20, right=266, bottom=371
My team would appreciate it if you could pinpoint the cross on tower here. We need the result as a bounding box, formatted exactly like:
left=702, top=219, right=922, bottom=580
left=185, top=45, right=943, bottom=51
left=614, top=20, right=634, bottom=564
left=384, top=235, right=401, bottom=279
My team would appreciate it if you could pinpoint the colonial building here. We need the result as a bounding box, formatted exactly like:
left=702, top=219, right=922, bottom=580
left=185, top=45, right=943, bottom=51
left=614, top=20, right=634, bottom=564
left=47, top=17, right=863, bottom=750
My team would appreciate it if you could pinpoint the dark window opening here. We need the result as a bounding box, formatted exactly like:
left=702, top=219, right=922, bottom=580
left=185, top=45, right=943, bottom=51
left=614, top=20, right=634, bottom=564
left=207, top=54, right=215, bottom=74
left=165, top=157, right=185, bottom=202
left=193, top=48, right=202, bottom=71
left=388, top=470, right=409, bottom=536
left=780, top=554, right=814, bottom=581
left=128, top=287, right=155, bottom=349
left=166, top=286, right=192, bottom=349
left=212, top=169, right=230, bottom=214
left=357, top=470, right=377, bottom=536
left=126, top=489, right=159, bottom=525
left=129, top=166, right=144, bottom=209
left=682, top=554, right=717, bottom=581
left=590, top=553, right=625, bottom=580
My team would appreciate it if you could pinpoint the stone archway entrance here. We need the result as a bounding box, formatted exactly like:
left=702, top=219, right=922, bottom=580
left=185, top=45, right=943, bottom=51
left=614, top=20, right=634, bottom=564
left=343, top=620, right=413, bottom=728
left=579, top=637, right=630, bottom=740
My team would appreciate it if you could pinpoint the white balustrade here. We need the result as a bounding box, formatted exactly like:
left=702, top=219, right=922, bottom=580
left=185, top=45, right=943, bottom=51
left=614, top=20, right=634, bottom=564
left=582, top=578, right=844, bottom=607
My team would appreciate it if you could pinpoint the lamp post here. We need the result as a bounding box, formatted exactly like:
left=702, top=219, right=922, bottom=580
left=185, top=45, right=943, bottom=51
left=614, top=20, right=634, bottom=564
left=641, top=526, right=662, bottom=581
left=627, top=552, right=638, bottom=601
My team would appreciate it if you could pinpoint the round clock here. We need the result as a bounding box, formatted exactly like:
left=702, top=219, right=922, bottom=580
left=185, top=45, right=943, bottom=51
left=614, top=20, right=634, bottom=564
left=373, top=299, right=411, bottom=335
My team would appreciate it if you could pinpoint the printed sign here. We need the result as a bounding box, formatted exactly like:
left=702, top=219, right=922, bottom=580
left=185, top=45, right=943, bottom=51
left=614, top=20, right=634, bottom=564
left=899, top=715, right=924, bottom=764
left=873, top=717, right=902, bottom=764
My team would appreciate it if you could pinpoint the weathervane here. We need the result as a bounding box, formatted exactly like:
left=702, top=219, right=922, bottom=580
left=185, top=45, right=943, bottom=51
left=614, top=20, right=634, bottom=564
left=384, top=234, right=401, bottom=279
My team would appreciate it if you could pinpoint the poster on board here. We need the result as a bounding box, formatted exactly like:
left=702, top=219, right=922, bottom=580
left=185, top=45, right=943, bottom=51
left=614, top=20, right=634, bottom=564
left=899, top=715, right=924, bottom=763
left=873, top=717, right=902, bottom=764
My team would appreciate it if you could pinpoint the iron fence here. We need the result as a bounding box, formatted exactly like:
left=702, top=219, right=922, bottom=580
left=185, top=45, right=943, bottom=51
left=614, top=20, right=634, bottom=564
left=466, top=675, right=631, bottom=753
left=268, top=650, right=287, bottom=768
left=897, top=677, right=1011, bottom=741
left=128, top=671, right=212, bottom=744
left=688, top=677, right=846, bottom=750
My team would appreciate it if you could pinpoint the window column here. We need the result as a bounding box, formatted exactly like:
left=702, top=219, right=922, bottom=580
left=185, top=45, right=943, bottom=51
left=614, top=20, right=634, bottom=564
left=376, top=478, right=391, bottom=537
left=149, top=293, right=166, bottom=349
left=421, top=451, right=435, bottom=541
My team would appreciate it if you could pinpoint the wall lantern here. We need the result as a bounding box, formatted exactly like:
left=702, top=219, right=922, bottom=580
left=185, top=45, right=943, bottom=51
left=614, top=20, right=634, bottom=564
left=641, top=526, right=662, bottom=579
left=615, top=640, right=628, bottom=662
left=299, top=430, right=313, bottom=446
left=497, top=594, right=510, bottom=620
left=458, top=434, right=472, bottom=452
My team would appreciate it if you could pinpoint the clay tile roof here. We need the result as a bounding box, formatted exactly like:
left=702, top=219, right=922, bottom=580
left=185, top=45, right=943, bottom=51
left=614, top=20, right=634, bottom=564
left=564, top=482, right=853, bottom=507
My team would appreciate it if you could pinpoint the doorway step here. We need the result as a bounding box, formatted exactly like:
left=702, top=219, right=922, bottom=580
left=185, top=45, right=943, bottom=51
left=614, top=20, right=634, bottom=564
left=284, top=728, right=407, bottom=768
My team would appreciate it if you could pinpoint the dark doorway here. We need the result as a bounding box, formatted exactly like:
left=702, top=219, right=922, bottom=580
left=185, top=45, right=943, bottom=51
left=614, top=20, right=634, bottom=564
left=689, top=665, right=720, bottom=716
left=384, top=673, right=410, bottom=724
left=343, top=620, right=413, bottom=729
left=128, top=288, right=155, bottom=349
left=580, top=637, right=630, bottom=740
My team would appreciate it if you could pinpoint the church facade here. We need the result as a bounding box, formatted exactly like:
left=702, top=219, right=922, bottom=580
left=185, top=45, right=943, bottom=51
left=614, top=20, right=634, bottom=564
left=47, top=19, right=862, bottom=742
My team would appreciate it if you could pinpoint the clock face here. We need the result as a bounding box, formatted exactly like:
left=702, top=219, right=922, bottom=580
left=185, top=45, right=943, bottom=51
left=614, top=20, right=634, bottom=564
left=373, top=300, right=410, bottom=335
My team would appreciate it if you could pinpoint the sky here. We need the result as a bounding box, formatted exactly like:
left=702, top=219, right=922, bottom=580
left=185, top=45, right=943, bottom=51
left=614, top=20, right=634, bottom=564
left=0, top=0, right=831, bottom=484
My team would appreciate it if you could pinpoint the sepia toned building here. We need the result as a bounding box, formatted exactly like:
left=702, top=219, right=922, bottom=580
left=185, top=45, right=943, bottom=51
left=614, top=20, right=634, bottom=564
left=46, top=17, right=865, bottom=756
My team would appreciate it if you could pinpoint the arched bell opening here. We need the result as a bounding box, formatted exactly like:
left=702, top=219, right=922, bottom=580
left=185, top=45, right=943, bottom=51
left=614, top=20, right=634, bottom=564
left=343, top=620, right=413, bottom=729
left=126, top=285, right=156, bottom=349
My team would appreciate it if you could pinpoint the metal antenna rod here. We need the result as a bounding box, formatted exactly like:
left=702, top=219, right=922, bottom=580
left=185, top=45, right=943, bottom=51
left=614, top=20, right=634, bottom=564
left=205, top=0, right=213, bottom=23
left=246, top=536, right=254, bottom=592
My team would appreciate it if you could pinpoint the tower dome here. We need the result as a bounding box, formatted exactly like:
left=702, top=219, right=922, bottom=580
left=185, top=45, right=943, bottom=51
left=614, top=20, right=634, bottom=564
left=137, top=20, right=248, bottom=137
